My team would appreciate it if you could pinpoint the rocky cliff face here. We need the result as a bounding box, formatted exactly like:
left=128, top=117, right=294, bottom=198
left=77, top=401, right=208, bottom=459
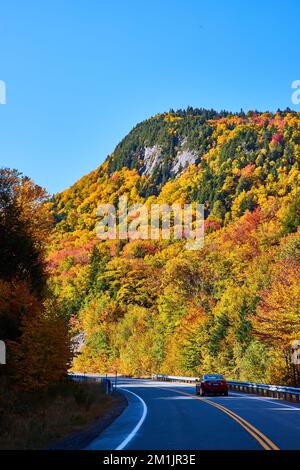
left=141, top=143, right=198, bottom=177
left=143, top=145, right=162, bottom=176
left=106, top=108, right=225, bottom=188
left=171, top=145, right=198, bottom=175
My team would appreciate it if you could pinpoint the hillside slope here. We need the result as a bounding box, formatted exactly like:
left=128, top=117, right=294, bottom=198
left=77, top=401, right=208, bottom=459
left=49, top=109, right=300, bottom=385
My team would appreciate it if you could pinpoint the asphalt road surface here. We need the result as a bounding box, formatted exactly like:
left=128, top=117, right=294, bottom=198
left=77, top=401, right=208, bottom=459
left=86, top=377, right=300, bottom=451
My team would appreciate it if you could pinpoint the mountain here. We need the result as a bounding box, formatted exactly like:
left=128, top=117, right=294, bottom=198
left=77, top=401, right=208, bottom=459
left=52, top=108, right=299, bottom=232
left=48, top=108, right=300, bottom=385
left=106, top=108, right=230, bottom=186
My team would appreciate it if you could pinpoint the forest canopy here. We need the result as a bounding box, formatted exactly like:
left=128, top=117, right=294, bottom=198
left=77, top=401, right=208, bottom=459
left=48, top=109, right=300, bottom=385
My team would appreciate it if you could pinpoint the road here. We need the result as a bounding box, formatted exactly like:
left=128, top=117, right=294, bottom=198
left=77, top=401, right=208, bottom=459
left=86, top=377, right=300, bottom=451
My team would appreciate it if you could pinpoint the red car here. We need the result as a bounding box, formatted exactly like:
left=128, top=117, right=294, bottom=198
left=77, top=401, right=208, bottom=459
left=196, top=374, right=228, bottom=396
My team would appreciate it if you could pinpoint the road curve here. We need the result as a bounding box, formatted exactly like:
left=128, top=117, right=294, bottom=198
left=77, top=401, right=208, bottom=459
left=86, top=377, right=300, bottom=450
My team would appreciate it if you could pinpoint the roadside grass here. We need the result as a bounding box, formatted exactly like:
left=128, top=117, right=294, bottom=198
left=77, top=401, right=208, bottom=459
left=0, top=378, right=113, bottom=449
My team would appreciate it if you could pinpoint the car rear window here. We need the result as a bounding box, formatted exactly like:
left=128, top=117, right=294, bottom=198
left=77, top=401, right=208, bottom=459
left=203, top=374, right=224, bottom=380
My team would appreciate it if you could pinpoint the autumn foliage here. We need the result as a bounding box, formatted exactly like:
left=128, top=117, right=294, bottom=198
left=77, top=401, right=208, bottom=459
left=0, top=169, right=71, bottom=391
left=5, top=108, right=300, bottom=387
left=46, top=109, right=300, bottom=385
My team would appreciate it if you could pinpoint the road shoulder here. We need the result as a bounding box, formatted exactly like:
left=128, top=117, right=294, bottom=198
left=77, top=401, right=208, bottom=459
left=86, top=387, right=146, bottom=450
left=47, top=391, right=128, bottom=450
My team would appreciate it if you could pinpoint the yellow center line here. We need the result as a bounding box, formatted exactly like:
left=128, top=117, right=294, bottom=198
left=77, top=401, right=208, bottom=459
left=160, top=386, right=280, bottom=451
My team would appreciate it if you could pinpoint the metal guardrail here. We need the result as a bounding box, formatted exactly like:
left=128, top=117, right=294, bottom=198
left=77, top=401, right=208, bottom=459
left=153, top=374, right=197, bottom=383
left=227, top=380, right=300, bottom=402
left=152, top=374, right=300, bottom=403
left=69, top=373, right=114, bottom=395
left=70, top=373, right=106, bottom=381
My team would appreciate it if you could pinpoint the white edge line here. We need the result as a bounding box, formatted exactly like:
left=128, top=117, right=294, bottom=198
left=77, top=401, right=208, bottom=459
left=115, top=387, right=148, bottom=451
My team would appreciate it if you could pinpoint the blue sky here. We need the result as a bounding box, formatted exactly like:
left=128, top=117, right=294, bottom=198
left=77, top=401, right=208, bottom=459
left=0, top=0, right=299, bottom=194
